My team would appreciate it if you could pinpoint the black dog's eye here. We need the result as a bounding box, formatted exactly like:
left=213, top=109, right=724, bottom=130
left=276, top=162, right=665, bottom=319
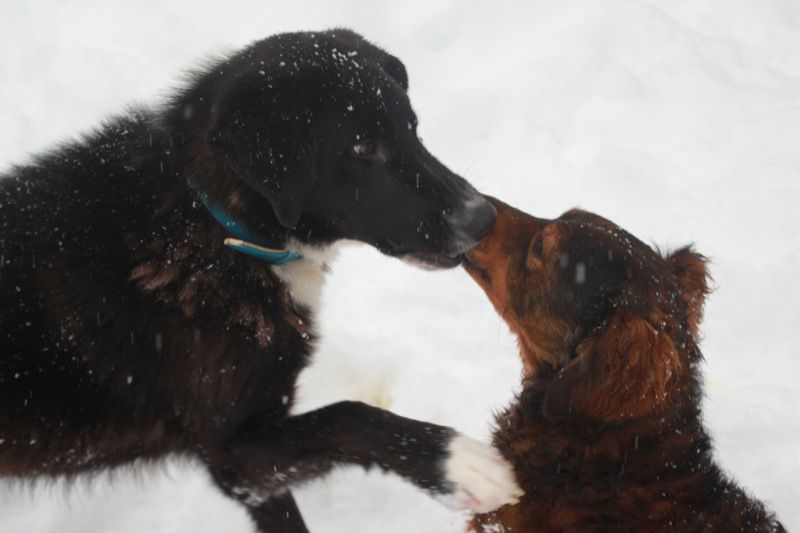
left=352, top=140, right=378, bottom=158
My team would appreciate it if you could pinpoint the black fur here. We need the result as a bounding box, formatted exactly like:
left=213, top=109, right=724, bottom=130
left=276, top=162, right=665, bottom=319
left=0, top=29, right=496, bottom=531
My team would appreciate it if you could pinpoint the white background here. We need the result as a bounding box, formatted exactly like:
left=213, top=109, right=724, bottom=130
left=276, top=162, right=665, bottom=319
left=1, top=1, right=798, bottom=531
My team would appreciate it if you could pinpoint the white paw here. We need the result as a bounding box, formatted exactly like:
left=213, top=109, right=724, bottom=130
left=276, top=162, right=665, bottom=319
left=438, top=434, right=523, bottom=513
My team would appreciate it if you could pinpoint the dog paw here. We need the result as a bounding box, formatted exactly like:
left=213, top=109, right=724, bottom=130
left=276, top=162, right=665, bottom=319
left=438, top=433, right=523, bottom=513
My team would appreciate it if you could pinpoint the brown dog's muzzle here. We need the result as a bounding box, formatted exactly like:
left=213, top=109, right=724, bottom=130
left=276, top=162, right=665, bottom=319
left=463, top=196, right=544, bottom=315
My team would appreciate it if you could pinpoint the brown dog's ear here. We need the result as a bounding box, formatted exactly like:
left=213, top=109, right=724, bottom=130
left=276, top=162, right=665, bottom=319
left=666, top=246, right=711, bottom=338
left=544, top=313, right=683, bottom=422
left=208, top=73, right=316, bottom=229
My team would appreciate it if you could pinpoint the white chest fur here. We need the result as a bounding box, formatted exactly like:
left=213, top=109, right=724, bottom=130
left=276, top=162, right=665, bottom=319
left=270, top=240, right=342, bottom=311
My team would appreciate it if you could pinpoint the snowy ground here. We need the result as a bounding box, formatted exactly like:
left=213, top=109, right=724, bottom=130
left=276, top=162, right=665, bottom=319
left=1, top=1, right=799, bottom=531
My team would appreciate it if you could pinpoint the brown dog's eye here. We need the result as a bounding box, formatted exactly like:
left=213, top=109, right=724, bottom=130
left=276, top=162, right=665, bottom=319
left=352, top=140, right=378, bottom=158
left=527, top=236, right=545, bottom=269
left=532, top=237, right=544, bottom=258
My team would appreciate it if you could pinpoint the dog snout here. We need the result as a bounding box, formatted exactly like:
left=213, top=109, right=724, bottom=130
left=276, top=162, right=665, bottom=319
left=446, top=196, right=497, bottom=254
left=466, top=197, right=543, bottom=262
left=461, top=196, right=497, bottom=242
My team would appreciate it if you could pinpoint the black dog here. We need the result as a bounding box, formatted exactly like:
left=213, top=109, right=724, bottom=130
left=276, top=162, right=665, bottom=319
left=0, top=30, right=521, bottom=532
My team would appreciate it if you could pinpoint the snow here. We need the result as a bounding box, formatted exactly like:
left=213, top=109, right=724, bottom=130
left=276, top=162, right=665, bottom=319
left=1, top=0, right=799, bottom=531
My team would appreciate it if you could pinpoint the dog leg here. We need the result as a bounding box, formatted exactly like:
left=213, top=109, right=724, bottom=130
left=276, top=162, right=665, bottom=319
left=209, top=400, right=521, bottom=523
left=211, top=466, right=310, bottom=533
left=247, top=491, right=309, bottom=533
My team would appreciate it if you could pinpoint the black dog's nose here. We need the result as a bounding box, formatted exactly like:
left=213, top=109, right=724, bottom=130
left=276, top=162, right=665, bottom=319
left=461, top=197, right=497, bottom=242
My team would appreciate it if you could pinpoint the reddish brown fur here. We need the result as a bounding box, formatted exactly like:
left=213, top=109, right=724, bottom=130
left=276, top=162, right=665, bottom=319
left=464, top=198, right=784, bottom=532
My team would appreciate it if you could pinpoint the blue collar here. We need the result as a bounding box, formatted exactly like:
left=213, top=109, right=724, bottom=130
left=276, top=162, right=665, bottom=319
left=196, top=193, right=303, bottom=265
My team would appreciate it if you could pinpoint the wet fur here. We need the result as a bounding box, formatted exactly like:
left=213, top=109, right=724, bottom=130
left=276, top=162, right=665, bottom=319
left=466, top=199, right=785, bottom=532
left=0, top=30, right=493, bottom=532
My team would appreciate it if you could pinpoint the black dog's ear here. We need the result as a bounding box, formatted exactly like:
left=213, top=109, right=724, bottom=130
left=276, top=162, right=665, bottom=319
left=381, top=54, right=409, bottom=91
left=326, top=29, right=409, bottom=91
left=208, top=73, right=316, bottom=229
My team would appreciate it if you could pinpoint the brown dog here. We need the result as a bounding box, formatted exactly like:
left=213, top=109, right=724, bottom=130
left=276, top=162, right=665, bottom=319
left=463, top=198, right=785, bottom=532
